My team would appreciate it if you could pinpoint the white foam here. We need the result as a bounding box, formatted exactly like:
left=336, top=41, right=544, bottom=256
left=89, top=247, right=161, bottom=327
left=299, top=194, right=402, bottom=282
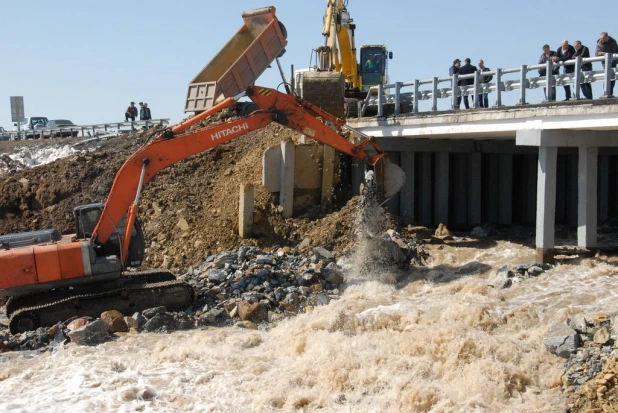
left=9, top=145, right=80, bottom=168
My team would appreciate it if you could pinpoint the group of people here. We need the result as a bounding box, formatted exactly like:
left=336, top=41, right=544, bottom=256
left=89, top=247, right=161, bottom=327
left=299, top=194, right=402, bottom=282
left=449, top=31, right=618, bottom=109
left=124, top=101, right=152, bottom=122
left=538, top=32, right=618, bottom=101
left=449, top=58, right=493, bottom=108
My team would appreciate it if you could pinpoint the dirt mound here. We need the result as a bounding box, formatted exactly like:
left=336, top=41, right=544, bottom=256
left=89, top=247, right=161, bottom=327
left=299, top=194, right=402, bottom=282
left=0, top=123, right=367, bottom=272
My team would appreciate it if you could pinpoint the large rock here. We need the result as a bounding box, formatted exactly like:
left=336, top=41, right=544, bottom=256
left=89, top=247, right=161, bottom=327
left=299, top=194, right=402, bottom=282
left=142, top=306, right=167, bottom=319
left=208, top=269, right=228, bottom=284
left=594, top=326, right=611, bottom=344
left=237, top=302, right=268, bottom=323
left=488, top=266, right=516, bottom=289
left=312, top=247, right=334, bottom=262
left=101, top=310, right=128, bottom=333
left=143, top=313, right=175, bottom=332
left=67, top=318, right=90, bottom=331
left=544, top=323, right=580, bottom=358
left=67, top=319, right=110, bottom=346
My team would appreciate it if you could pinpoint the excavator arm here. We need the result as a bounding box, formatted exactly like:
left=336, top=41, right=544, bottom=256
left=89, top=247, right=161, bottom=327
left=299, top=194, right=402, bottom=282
left=93, top=86, right=399, bottom=264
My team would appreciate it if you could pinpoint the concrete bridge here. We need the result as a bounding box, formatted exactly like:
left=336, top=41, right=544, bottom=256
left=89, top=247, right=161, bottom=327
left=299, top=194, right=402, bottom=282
left=349, top=99, right=618, bottom=263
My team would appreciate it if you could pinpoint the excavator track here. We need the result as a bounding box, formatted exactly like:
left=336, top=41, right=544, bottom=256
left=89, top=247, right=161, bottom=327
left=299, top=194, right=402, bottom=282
left=7, top=271, right=195, bottom=334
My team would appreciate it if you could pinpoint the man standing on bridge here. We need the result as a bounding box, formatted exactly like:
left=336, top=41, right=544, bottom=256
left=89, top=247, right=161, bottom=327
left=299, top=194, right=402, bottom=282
left=596, top=32, right=618, bottom=97
left=449, top=59, right=461, bottom=108
left=556, top=40, right=576, bottom=101
left=458, top=58, right=477, bottom=109
left=574, top=40, right=593, bottom=99
left=477, top=60, right=493, bottom=108
left=538, top=45, right=558, bottom=101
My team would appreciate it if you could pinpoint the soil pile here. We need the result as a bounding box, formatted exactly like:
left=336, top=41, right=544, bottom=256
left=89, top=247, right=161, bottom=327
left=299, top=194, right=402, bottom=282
left=0, top=123, right=362, bottom=271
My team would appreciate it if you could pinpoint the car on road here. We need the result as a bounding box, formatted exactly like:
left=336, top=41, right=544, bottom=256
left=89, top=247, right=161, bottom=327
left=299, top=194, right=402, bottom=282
left=14, top=117, right=50, bottom=139
left=44, top=119, right=79, bottom=138
left=0, top=127, right=10, bottom=141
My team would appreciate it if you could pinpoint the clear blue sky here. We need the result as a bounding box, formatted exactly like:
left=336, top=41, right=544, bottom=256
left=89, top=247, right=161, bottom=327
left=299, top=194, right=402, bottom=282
left=0, top=0, right=611, bottom=129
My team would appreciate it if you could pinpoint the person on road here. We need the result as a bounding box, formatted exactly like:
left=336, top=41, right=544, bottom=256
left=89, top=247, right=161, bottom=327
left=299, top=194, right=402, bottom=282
left=555, top=40, right=576, bottom=101
left=125, top=102, right=137, bottom=122
left=477, top=60, right=493, bottom=108
left=458, top=58, right=477, bottom=109
left=596, top=32, right=618, bottom=96
left=574, top=40, right=593, bottom=99
left=538, top=45, right=558, bottom=101
left=140, top=103, right=152, bottom=121
left=449, top=59, right=461, bottom=108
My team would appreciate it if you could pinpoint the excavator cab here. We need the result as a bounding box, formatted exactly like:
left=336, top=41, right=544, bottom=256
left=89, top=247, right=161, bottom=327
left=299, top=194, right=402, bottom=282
left=73, top=203, right=145, bottom=267
left=360, top=45, right=390, bottom=90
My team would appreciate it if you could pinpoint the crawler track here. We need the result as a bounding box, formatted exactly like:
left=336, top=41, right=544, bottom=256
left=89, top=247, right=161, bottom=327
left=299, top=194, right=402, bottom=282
left=7, top=270, right=195, bottom=334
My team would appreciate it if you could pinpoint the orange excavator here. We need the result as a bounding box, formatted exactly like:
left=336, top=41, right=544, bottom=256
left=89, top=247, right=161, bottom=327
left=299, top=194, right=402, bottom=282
left=0, top=85, right=404, bottom=334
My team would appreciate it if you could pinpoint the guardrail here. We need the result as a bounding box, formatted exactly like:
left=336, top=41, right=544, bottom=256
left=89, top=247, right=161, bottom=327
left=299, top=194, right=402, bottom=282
left=7, top=119, right=170, bottom=140
left=362, top=53, right=618, bottom=117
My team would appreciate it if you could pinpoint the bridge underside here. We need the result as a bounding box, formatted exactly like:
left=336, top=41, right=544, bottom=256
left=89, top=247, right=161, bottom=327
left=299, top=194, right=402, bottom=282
left=350, top=101, right=618, bottom=263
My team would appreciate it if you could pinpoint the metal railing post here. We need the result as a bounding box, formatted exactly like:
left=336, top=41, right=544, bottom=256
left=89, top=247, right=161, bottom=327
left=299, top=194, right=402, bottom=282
left=413, top=79, right=420, bottom=114
left=395, top=82, right=402, bottom=115
left=432, top=77, right=439, bottom=111
left=452, top=73, right=459, bottom=110
left=519, top=65, right=528, bottom=105
left=603, top=53, right=613, bottom=98
left=546, top=59, right=554, bottom=101
left=377, top=83, right=384, bottom=117
left=473, top=71, right=480, bottom=108
left=574, top=56, right=582, bottom=100
left=495, top=68, right=503, bottom=106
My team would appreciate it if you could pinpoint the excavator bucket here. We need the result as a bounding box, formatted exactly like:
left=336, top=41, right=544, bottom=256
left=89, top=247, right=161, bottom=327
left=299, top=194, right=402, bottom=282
left=300, top=71, right=346, bottom=118
left=375, top=158, right=406, bottom=198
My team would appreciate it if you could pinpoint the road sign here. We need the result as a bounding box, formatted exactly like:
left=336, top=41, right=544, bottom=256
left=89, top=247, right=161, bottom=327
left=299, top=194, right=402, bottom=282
left=10, top=96, right=24, bottom=122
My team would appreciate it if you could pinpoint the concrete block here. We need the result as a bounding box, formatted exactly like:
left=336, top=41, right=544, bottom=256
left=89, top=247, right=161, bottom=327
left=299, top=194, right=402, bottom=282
left=294, top=145, right=322, bottom=189
left=321, top=145, right=336, bottom=205
left=239, top=184, right=254, bottom=239
left=280, top=141, right=295, bottom=218
left=262, top=146, right=282, bottom=192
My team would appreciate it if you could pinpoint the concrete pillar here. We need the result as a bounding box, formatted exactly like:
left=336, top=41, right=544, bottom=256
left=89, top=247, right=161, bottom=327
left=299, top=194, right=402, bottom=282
left=399, top=151, right=415, bottom=224
left=419, top=153, right=433, bottom=226
left=498, top=153, right=513, bottom=225
left=555, top=155, right=566, bottom=223
left=487, top=154, right=499, bottom=223
left=536, top=147, right=558, bottom=263
left=321, top=145, right=336, bottom=205
left=239, top=184, right=254, bottom=238
left=452, top=154, right=468, bottom=227
left=578, top=146, right=598, bottom=248
left=598, top=154, right=609, bottom=223
left=434, top=152, right=449, bottom=226
left=524, top=155, right=538, bottom=224
left=280, top=141, right=295, bottom=218
left=467, top=152, right=482, bottom=227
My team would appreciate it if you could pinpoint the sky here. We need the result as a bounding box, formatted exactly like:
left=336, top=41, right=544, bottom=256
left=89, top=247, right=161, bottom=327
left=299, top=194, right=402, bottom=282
left=0, top=0, right=612, bottom=130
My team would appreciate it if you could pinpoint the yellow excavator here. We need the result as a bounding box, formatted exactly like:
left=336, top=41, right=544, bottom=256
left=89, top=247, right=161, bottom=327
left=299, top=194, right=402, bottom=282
left=299, top=0, right=396, bottom=118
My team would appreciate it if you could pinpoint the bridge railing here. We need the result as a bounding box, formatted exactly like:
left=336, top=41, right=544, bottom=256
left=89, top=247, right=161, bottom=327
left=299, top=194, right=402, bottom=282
left=362, top=53, right=618, bottom=117
left=7, top=119, right=170, bottom=140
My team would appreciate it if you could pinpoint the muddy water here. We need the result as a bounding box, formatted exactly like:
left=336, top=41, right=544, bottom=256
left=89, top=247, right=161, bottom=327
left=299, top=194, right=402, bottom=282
left=1, top=241, right=618, bottom=412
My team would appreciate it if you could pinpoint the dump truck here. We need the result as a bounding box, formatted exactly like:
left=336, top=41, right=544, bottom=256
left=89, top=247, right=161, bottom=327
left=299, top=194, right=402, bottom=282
left=185, top=6, right=288, bottom=113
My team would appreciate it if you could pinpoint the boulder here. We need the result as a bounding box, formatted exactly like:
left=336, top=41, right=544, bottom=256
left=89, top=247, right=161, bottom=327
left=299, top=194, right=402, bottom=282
left=208, top=269, right=228, bottom=284
left=544, top=323, right=580, bottom=358
left=67, top=319, right=110, bottom=346
left=124, top=316, right=139, bottom=330
left=132, top=312, right=147, bottom=329
left=143, top=313, right=175, bottom=332
left=488, top=266, right=516, bottom=289
left=568, top=314, right=589, bottom=333
left=312, top=247, right=334, bottom=261
left=67, top=318, right=90, bottom=331
left=594, top=327, right=611, bottom=345
left=237, top=302, right=268, bottom=323
left=142, top=306, right=167, bottom=319
left=101, top=310, right=128, bottom=333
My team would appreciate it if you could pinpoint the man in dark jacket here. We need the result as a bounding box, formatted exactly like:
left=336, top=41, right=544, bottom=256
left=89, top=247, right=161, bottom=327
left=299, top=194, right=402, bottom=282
left=556, top=40, right=576, bottom=100
left=140, top=103, right=152, bottom=120
left=596, top=32, right=618, bottom=96
left=539, top=45, right=558, bottom=101
left=458, top=58, right=477, bottom=109
left=477, top=59, right=493, bottom=108
left=125, top=102, right=137, bottom=122
left=449, top=59, right=461, bottom=108
left=574, top=40, right=593, bottom=99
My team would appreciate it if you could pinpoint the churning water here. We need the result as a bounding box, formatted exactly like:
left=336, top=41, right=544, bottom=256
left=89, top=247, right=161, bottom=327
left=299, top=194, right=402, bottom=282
left=2, top=240, right=618, bottom=412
